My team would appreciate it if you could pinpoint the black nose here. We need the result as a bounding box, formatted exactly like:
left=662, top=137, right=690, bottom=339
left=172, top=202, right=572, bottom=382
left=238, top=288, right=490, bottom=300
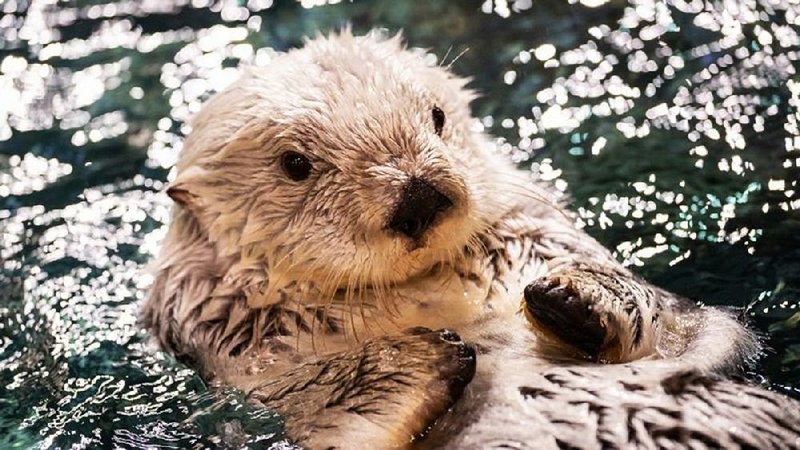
left=389, top=177, right=453, bottom=240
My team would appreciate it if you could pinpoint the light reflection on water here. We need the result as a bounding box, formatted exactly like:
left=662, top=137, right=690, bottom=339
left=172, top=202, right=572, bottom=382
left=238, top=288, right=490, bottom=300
left=1, top=0, right=798, bottom=447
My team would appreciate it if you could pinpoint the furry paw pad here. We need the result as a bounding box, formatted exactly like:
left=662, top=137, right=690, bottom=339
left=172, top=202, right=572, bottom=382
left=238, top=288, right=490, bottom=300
left=248, top=327, right=476, bottom=448
left=524, top=274, right=609, bottom=358
left=524, top=266, right=658, bottom=362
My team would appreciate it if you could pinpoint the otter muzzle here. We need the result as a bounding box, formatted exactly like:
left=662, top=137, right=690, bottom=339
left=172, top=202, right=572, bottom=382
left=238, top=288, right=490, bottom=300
left=388, top=177, right=453, bottom=240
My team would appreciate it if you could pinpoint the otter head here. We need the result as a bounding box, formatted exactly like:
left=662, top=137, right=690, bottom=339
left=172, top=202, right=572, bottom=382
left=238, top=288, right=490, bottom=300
left=167, top=31, right=512, bottom=307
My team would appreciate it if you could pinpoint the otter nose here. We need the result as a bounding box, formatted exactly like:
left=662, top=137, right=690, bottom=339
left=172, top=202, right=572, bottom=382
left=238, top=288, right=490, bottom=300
left=389, top=177, right=453, bottom=240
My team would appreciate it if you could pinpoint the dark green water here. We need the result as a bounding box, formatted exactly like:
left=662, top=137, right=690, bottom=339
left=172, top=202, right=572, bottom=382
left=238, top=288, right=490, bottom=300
left=1, top=0, right=799, bottom=448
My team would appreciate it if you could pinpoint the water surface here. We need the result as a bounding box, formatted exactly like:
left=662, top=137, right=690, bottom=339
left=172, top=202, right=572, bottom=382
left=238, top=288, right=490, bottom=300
left=1, top=0, right=799, bottom=448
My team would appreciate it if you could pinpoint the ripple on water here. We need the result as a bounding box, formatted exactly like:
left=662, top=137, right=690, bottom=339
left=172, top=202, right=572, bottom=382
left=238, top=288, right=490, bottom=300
left=1, top=0, right=799, bottom=447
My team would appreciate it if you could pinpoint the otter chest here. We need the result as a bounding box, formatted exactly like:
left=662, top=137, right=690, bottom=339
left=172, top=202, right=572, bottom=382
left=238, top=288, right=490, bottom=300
left=387, top=262, right=538, bottom=331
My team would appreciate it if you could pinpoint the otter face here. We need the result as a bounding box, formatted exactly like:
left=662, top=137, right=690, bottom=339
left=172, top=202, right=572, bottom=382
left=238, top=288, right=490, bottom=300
left=167, top=32, right=506, bottom=304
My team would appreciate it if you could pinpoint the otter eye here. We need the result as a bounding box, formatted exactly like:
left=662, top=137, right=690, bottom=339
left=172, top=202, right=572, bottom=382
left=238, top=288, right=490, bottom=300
left=432, top=106, right=445, bottom=136
left=281, top=151, right=312, bottom=181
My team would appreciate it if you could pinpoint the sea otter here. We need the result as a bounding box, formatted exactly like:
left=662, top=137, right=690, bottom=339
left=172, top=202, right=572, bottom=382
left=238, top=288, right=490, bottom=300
left=142, top=30, right=800, bottom=449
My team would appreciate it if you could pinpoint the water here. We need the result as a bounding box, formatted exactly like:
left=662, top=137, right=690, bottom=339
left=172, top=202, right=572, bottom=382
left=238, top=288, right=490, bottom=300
left=1, top=0, right=798, bottom=447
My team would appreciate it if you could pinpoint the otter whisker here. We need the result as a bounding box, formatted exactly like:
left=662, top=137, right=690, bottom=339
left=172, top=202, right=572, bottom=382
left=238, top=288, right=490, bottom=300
left=365, top=262, right=387, bottom=335
left=439, top=45, right=453, bottom=68
left=312, top=265, right=347, bottom=352
left=341, top=264, right=359, bottom=344
left=472, top=179, right=560, bottom=210
left=356, top=269, right=373, bottom=339
left=371, top=265, right=400, bottom=333
left=271, top=239, right=347, bottom=352
left=348, top=254, right=374, bottom=339
left=306, top=255, right=350, bottom=348
left=445, top=46, right=470, bottom=70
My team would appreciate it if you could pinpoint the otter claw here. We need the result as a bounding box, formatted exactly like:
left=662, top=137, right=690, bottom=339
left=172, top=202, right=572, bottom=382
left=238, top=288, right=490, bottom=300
left=523, top=266, right=659, bottom=362
left=524, top=276, right=608, bottom=358
left=438, top=328, right=462, bottom=343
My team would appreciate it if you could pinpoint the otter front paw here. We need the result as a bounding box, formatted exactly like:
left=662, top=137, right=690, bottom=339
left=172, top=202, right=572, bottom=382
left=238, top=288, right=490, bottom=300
left=523, top=266, right=659, bottom=362
left=248, top=328, right=475, bottom=449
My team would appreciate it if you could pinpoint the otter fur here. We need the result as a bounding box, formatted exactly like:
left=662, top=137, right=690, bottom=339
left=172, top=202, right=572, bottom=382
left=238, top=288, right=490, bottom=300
left=142, top=31, right=800, bottom=449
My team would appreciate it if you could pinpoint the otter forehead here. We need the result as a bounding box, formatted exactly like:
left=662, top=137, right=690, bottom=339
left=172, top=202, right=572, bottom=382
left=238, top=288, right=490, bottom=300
left=284, top=87, right=433, bottom=167
left=295, top=31, right=436, bottom=104
left=269, top=39, right=446, bottom=165
left=180, top=31, right=473, bottom=173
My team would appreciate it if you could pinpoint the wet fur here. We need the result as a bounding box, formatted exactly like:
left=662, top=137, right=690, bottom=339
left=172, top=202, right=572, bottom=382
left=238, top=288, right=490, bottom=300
left=142, top=31, right=800, bottom=449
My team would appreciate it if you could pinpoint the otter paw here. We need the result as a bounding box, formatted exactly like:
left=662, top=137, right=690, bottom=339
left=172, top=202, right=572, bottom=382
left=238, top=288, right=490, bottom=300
left=248, top=327, right=475, bottom=449
left=523, top=267, right=659, bottom=362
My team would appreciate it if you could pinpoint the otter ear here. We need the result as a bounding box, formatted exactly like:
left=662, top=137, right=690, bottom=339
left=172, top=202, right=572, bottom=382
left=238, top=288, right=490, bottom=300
left=166, top=185, right=196, bottom=205
left=166, top=167, right=205, bottom=211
